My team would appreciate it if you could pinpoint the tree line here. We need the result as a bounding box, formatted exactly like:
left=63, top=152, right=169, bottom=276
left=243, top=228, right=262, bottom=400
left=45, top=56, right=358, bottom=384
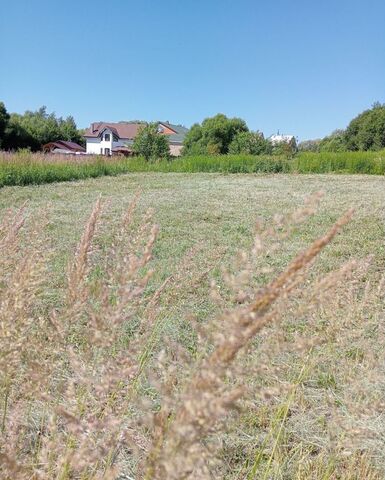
left=299, top=102, right=385, bottom=153
left=1, top=100, right=384, bottom=156
left=0, top=102, right=83, bottom=151
left=182, top=113, right=275, bottom=156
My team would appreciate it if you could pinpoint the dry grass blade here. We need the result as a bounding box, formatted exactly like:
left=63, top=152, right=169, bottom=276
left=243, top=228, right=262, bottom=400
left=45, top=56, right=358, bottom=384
left=146, top=209, right=354, bottom=480
left=66, top=196, right=102, bottom=306
left=1, top=193, right=383, bottom=480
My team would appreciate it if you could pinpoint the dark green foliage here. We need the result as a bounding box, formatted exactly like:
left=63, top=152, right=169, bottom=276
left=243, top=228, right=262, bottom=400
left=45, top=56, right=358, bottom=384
left=0, top=102, right=10, bottom=147
left=182, top=123, right=206, bottom=155
left=1, top=104, right=83, bottom=151
left=301, top=103, right=385, bottom=154
left=344, top=102, right=385, bottom=151
left=132, top=122, right=170, bottom=161
left=229, top=131, right=272, bottom=155
left=183, top=114, right=248, bottom=155
left=3, top=114, right=34, bottom=150
left=58, top=116, right=83, bottom=145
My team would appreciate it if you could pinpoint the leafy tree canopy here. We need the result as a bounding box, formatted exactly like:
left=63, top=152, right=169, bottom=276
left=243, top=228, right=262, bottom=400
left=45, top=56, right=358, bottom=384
left=1, top=103, right=83, bottom=151
left=272, top=136, right=298, bottom=158
left=0, top=102, right=10, bottom=147
left=183, top=114, right=248, bottom=155
left=132, top=122, right=170, bottom=161
left=229, top=130, right=272, bottom=155
left=319, top=129, right=346, bottom=152
left=344, top=102, right=385, bottom=151
left=298, top=139, right=321, bottom=152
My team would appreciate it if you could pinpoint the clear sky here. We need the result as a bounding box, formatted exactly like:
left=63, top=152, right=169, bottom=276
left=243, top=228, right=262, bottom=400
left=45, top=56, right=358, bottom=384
left=1, top=0, right=384, bottom=140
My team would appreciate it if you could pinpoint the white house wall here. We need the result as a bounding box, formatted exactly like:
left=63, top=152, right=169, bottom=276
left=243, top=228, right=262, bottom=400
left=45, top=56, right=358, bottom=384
left=86, top=128, right=133, bottom=155
left=86, top=137, right=103, bottom=154
left=85, top=126, right=184, bottom=156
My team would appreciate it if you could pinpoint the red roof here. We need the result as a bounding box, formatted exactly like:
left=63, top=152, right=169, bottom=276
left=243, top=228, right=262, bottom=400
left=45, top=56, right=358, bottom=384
left=43, top=141, right=85, bottom=152
left=84, top=122, right=143, bottom=140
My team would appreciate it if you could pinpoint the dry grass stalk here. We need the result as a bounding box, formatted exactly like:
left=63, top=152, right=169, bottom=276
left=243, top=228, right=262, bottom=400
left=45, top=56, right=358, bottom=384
left=144, top=209, right=355, bottom=479
left=0, top=196, right=383, bottom=480
left=0, top=196, right=161, bottom=479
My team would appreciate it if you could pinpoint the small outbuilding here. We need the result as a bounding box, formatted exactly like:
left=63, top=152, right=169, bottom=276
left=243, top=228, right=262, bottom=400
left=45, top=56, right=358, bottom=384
left=43, top=141, right=86, bottom=154
left=111, top=145, right=134, bottom=156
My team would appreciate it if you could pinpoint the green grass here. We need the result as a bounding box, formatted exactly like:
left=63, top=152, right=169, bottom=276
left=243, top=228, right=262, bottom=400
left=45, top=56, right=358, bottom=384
left=0, top=154, right=131, bottom=187
left=1, top=172, right=384, bottom=324
left=2, top=150, right=385, bottom=188
left=293, top=150, right=385, bottom=174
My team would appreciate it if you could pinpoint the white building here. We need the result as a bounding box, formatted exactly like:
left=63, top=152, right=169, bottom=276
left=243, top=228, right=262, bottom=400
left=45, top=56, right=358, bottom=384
left=83, top=121, right=188, bottom=156
left=84, top=122, right=142, bottom=156
left=269, top=133, right=296, bottom=146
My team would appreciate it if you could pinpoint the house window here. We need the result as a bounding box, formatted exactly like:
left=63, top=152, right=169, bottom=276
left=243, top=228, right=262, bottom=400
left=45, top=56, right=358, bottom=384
left=105, top=148, right=111, bottom=156
left=104, top=133, right=110, bottom=141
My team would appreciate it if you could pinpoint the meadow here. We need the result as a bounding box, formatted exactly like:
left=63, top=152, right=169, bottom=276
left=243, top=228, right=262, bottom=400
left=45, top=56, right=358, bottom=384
left=1, top=172, right=385, bottom=479
left=1, top=149, right=385, bottom=188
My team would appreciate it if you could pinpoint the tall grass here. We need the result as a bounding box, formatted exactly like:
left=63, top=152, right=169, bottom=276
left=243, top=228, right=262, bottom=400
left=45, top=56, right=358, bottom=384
left=1, top=150, right=385, bottom=188
left=293, top=150, right=385, bottom=174
left=0, top=151, right=131, bottom=187
left=1, top=196, right=384, bottom=478
left=126, top=154, right=291, bottom=173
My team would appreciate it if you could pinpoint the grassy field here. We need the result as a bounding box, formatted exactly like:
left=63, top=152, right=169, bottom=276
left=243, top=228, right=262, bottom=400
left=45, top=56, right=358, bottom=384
left=1, top=173, right=385, bottom=479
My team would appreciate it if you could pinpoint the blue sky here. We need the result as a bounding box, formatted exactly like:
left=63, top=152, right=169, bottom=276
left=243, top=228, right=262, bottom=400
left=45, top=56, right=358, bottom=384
left=1, top=0, right=384, bottom=140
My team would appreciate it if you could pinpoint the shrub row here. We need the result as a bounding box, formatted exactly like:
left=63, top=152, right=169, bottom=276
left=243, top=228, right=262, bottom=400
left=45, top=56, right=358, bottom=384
left=1, top=150, right=385, bottom=187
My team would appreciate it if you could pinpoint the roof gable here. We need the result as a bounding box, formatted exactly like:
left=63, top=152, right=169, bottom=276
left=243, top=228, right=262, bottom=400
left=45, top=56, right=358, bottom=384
left=43, top=140, right=85, bottom=152
left=84, top=121, right=189, bottom=145
left=159, top=122, right=188, bottom=135
left=84, top=122, right=143, bottom=139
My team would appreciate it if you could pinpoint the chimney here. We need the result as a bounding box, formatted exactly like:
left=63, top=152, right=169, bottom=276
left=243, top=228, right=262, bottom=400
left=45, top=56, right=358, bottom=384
left=91, top=122, right=95, bottom=133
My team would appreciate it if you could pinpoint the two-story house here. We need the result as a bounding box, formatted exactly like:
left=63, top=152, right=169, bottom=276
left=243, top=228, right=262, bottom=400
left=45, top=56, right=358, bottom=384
left=83, top=122, right=142, bottom=156
left=83, top=121, right=188, bottom=156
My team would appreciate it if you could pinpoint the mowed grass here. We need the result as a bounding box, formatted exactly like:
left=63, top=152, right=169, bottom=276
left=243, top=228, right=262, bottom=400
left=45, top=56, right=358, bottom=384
left=1, top=172, right=385, bottom=478
left=2, top=173, right=383, bottom=276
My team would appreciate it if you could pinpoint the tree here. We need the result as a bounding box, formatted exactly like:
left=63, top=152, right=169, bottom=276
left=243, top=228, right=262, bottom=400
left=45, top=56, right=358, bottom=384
left=229, top=130, right=272, bottom=155
left=0, top=102, right=10, bottom=147
left=59, top=116, right=83, bottom=144
left=1, top=106, right=83, bottom=151
left=2, top=113, right=34, bottom=150
left=132, top=123, right=170, bottom=161
left=272, top=136, right=298, bottom=158
left=298, top=139, right=321, bottom=152
left=319, top=129, right=346, bottom=152
left=344, top=103, right=385, bottom=151
left=182, top=123, right=206, bottom=155
left=183, top=114, right=248, bottom=155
